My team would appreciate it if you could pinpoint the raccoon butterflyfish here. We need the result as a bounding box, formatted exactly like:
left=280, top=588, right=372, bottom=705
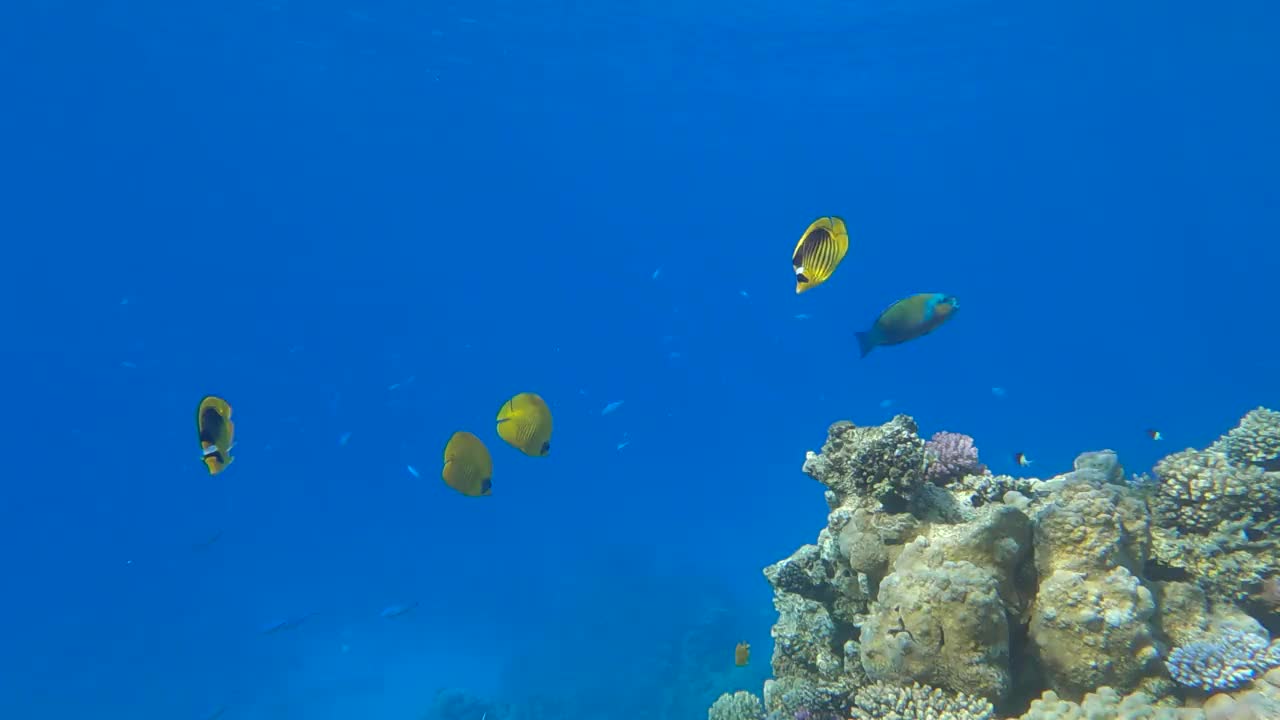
left=496, top=392, right=553, bottom=457
left=734, top=642, right=750, bottom=666
left=442, top=431, right=493, bottom=497
left=855, top=293, right=959, bottom=358
left=792, top=216, right=849, bottom=294
left=196, top=395, right=235, bottom=475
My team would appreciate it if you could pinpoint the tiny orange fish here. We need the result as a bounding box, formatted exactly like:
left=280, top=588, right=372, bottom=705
left=734, top=641, right=750, bottom=667
left=1146, top=428, right=1162, bottom=441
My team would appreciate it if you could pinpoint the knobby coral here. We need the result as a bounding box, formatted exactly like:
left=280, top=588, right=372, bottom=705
left=850, top=681, right=994, bottom=720
left=923, top=431, right=987, bottom=485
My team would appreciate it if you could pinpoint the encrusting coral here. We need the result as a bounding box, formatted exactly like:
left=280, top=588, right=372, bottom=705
left=709, top=407, right=1280, bottom=720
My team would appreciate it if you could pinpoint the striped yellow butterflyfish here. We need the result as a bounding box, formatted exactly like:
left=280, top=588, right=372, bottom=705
left=792, top=216, right=850, bottom=294
left=196, top=395, right=235, bottom=475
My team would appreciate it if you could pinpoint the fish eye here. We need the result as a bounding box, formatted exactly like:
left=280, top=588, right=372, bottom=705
left=541, top=441, right=551, bottom=455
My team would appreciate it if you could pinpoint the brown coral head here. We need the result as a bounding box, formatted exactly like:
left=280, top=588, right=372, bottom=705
left=1257, top=576, right=1280, bottom=609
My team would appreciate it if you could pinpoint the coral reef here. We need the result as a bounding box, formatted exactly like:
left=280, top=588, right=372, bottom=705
left=708, top=690, right=764, bottom=720
left=1146, top=420, right=1280, bottom=608
left=1015, top=687, right=1186, bottom=719
left=850, top=681, right=995, bottom=720
left=800, top=416, right=927, bottom=510
left=1165, top=627, right=1280, bottom=692
left=718, top=407, right=1280, bottom=720
left=1028, top=478, right=1161, bottom=698
left=1015, top=667, right=1280, bottom=719
left=1209, top=407, right=1280, bottom=471
left=860, top=531, right=1019, bottom=701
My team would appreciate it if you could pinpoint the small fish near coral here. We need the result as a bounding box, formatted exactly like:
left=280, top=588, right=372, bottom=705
left=855, top=292, right=958, bottom=358
left=196, top=395, right=235, bottom=475
left=792, top=216, right=850, bottom=294
left=734, top=641, right=750, bottom=666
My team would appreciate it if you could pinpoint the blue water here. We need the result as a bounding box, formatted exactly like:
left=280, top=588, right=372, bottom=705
left=1, top=1, right=1276, bottom=718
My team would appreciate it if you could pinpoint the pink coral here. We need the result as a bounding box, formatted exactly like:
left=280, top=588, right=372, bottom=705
left=924, top=431, right=987, bottom=485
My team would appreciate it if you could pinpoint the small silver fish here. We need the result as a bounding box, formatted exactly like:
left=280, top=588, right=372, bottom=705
left=261, top=612, right=316, bottom=635
left=406, top=465, right=420, bottom=478
left=601, top=401, right=624, bottom=416
left=380, top=601, right=419, bottom=619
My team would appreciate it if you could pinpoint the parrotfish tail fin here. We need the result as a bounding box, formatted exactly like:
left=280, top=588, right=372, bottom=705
left=855, top=331, right=874, bottom=359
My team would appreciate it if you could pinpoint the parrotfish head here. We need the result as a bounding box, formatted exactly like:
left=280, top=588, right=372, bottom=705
left=929, top=294, right=959, bottom=319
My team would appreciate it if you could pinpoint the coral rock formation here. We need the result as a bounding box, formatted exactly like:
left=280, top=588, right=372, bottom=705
left=708, top=690, right=765, bottom=720
left=723, top=408, right=1280, bottom=720
left=850, top=681, right=995, bottom=720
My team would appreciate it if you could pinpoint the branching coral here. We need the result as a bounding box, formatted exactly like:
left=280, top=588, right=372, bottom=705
left=1165, top=628, right=1280, bottom=692
left=1209, top=407, right=1280, bottom=471
left=708, top=690, right=764, bottom=720
left=923, top=431, right=987, bottom=485
left=849, top=681, right=994, bottom=720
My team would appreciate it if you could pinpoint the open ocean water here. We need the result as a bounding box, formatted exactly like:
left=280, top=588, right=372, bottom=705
left=0, top=1, right=1277, bottom=718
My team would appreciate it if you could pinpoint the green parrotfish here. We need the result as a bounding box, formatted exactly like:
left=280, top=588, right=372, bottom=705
left=856, top=293, right=959, bottom=358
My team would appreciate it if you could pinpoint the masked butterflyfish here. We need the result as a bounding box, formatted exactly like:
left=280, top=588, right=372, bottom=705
left=855, top=293, right=959, bottom=358
left=792, top=216, right=850, bottom=294
left=496, top=392, right=553, bottom=457
left=442, top=431, right=493, bottom=497
left=196, top=395, right=235, bottom=475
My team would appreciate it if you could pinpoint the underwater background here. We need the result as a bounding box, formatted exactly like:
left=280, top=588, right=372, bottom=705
left=1, top=0, right=1277, bottom=718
